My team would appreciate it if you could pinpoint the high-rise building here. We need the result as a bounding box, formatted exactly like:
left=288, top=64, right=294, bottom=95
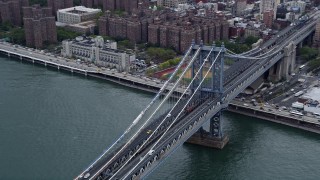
left=102, top=0, right=138, bottom=12
left=235, top=0, right=247, bottom=17
left=263, top=10, right=274, bottom=28
left=260, top=0, right=279, bottom=19
left=0, top=0, right=29, bottom=26
left=23, top=4, right=57, bottom=48
left=157, top=0, right=188, bottom=8
left=81, top=0, right=93, bottom=8
left=47, top=0, right=73, bottom=15
left=99, top=9, right=229, bottom=52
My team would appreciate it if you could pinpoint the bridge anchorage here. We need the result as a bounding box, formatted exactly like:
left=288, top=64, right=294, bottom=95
left=185, top=42, right=229, bottom=149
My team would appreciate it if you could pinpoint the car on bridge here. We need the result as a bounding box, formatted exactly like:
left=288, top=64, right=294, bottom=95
left=148, top=150, right=155, bottom=156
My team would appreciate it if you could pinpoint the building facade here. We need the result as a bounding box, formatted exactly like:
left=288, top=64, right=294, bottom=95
left=61, top=36, right=134, bottom=72
left=260, top=0, right=279, bottom=19
left=81, top=0, right=92, bottom=8
left=287, top=0, right=306, bottom=14
left=99, top=8, right=229, bottom=52
left=263, top=10, right=274, bottom=28
left=157, top=0, right=188, bottom=8
left=235, top=0, right=247, bottom=17
left=57, top=6, right=101, bottom=24
left=47, top=0, right=73, bottom=15
left=102, top=0, right=139, bottom=13
left=0, top=0, right=29, bottom=26
left=23, top=5, right=57, bottom=48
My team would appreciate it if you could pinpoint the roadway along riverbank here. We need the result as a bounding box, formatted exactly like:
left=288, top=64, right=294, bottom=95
left=0, top=42, right=187, bottom=96
left=1, top=42, right=320, bottom=135
left=228, top=100, right=320, bottom=134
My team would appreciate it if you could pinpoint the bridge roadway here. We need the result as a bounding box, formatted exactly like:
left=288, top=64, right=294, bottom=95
left=229, top=9, right=319, bottom=58
left=103, top=13, right=320, bottom=179
left=78, top=11, right=320, bottom=180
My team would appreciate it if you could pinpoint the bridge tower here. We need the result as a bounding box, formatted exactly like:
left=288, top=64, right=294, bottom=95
left=186, top=41, right=229, bottom=149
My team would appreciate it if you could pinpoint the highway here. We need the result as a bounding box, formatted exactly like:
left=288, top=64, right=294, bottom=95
left=230, top=100, right=320, bottom=126
left=0, top=42, right=187, bottom=94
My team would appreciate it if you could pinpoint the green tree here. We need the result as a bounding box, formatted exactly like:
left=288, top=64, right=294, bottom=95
left=244, top=36, right=259, bottom=46
left=0, top=21, right=13, bottom=31
left=159, top=61, right=170, bottom=70
left=309, top=58, right=320, bottom=71
left=146, top=47, right=176, bottom=63
left=216, top=40, right=250, bottom=54
left=300, top=46, right=318, bottom=61
left=168, top=58, right=181, bottom=66
left=57, top=27, right=82, bottom=41
left=7, top=28, right=25, bottom=44
left=118, top=40, right=134, bottom=49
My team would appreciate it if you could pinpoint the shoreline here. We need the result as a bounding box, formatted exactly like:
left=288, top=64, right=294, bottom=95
left=0, top=43, right=187, bottom=97
left=1, top=43, right=320, bottom=135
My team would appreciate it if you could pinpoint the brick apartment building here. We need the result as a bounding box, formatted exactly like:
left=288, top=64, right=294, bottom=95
left=263, top=10, right=274, bottom=28
left=0, top=0, right=29, bottom=26
left=23, top=4, right=57, bottom=48
left=102, top=0, right=139, bottom=13
left=81, top=0, right=93, bottom=8
left=99, top=8, right=229, bottom=52
left=81, top=0, right=103, bottom=8
left=47, top=0, right=73, bottom=15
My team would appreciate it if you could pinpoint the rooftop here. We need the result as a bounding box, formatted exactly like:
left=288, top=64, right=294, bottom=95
left=58, top=6, right=101, bottom=14
left=66, top=36, right=127, bottom=54
left=302, top=87, right=320, bottom=102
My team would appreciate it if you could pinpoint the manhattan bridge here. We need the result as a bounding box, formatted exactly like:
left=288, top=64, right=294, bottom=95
left=75, top=10, right=320, bottom=180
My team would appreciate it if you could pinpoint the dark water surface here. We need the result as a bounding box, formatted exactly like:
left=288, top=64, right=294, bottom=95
left=1, top=57, right=319, bottom=180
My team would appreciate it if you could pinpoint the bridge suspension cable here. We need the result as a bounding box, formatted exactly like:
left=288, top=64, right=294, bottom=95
left=76, top=45, right=194, bottom=179
left=225, top=45, right=280, bottom=60
left=88, top=47, right=202, bottom=180
left=120, top=49, right=223, bottom=180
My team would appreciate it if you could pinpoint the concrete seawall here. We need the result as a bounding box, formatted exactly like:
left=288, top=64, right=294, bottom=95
left=0, top=50, right=187, bottom=97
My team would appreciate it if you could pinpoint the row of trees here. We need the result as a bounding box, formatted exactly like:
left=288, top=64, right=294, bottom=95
left=299, top=46, right=320, bottom=72
left=0, top=22, right=25, bottom=44
left=57, top=27, right=82, bottom=42
left=300, top=46, right=318, bottom=61
left=158, top=58, right=181, bottom=70
left=146, top=47, right=176, bottom=64
left=215, top=36, right=259, bottom=54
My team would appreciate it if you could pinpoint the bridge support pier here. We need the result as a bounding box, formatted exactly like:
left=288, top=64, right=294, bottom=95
left=268, top=42, right=296, bottom=81
left=186, top=111, right=229, bottom=149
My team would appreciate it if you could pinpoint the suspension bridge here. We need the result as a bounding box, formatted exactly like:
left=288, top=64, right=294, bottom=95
left=75, top=10, right=320, bottom=180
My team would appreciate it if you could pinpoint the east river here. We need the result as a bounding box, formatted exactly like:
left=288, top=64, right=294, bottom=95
left=1, top=56, right=320, bottom=180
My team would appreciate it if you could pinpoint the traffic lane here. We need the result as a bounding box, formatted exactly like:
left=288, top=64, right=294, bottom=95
left=116, top=98, right=217, bottom=179
left=232, top=99, right=320, bottom=125
left=86, top=97, right=202, bottom=179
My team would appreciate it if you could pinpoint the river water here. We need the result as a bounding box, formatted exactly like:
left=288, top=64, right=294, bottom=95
left=1, top=57, right=320, bottom=180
